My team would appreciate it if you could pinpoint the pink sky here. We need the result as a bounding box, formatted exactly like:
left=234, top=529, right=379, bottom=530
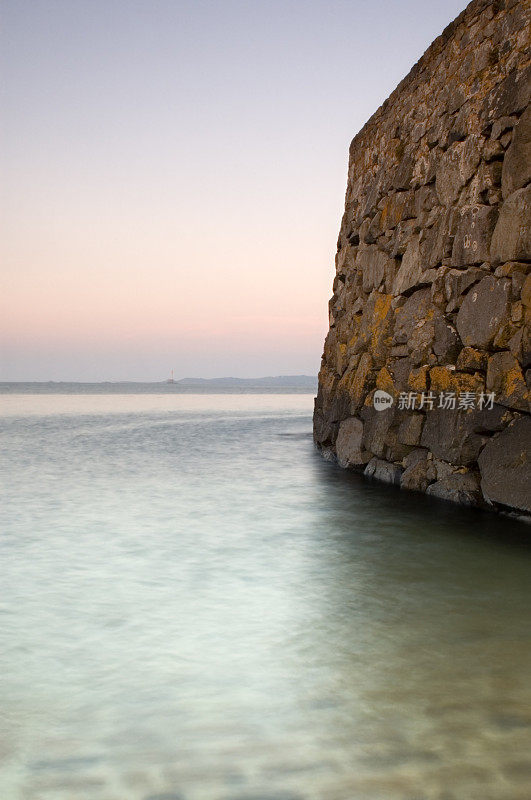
left=1, top=0, right=465, bottom=380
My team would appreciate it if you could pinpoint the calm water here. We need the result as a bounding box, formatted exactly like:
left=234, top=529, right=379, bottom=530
left=1, top=392, right=531, bottom=800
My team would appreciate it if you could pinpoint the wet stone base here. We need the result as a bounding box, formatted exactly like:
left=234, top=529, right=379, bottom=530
left=318, top=442, right=531, bottom=522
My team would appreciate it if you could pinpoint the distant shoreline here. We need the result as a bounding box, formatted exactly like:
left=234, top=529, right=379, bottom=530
left=0, top=378, right=318, bottom=395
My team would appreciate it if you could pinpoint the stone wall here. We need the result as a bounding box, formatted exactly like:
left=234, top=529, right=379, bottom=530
left=314, top=0, right=531, bottom=516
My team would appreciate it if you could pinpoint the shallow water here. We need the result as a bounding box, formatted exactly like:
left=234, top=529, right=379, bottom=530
left=1, top=392, right=530, bottom=800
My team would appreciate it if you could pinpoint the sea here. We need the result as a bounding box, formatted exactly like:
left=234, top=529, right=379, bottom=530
left=1, top=385, right=530, bottom=800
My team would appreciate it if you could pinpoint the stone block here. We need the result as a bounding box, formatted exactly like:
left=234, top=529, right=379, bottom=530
left=428, top=367, right=484, bottom=395
left=408, top=366, right=429, bottom=392
left=483, top=139, right=504, bottom=162
left=383, top=427, right=414, bottom=462
left=393, top=235, right=424, bottom=295
left=425, top=472, right=482, bottom=506
left=355, top=291, right=395, bottom=367
left=493, top=319, right=520, bottom=349
left=490, top=185, right=531, bottom=263
left=456, top=347, right=488, bottom=372
left=486, top=351, right=530, bottom=412
left=394, top=288, right=443, bottom=365
left=315, top=364, right=344, bottom=423
left=421, top=403, right=510, bottom=466
left=456, top=275, right=511, bottom=348
left=313, top=411, right=339, bottom=448
left=411, top=149, right=438, bottom=187
left=360, top=405, right=395, bottom=459
left=491, top=115, right=518, bottom=141
left=390, top=219, right=420, bottom=257
left=451, top=205, right=498, bottom=265
left=522, top=274, right=531, bottom=307
left=336, top=352, right=375, bottom=415
left=397, top=413, right=424, bottom=446
left=414, top=186, right=438, bottom=216
left=393, top=155, right=415, bottom=190
left=401, top=449, right=431, bottom=492
left=357, top=246, right=397, bottom=293
left=336, top=417, right=369, bottom=467
left=336, top=243, right=358, bottom=274
left=444, top=267, right=483, bottom=312
left=435, top=136, right=481, bottom=207
left=502, top=105, right=531, bottom=198
left=482, top=65, right=531, bottom=121
left=478, top=416, right=531, bottom=512
left=421, top=208, right=459, bottom=268
left=433, top=318, right=462, bottom=362
left=467, top=160, right=502, bottom=204
left=378, top=190, right=416, bottom=230
left=432, top=459, right=455, bottom=481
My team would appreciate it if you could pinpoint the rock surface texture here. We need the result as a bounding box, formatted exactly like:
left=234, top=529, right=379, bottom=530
left=314, top=0, right=531, bottom=517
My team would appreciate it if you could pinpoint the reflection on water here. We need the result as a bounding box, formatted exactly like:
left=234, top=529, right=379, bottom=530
left=1, top=393, right=530, bottom=800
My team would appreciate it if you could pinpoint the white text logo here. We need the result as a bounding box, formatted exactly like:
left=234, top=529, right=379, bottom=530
left=373, top=390, right=394, bottom=411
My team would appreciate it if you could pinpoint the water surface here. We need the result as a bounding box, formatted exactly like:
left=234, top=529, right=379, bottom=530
left=1, top=392, right=530, bottom=800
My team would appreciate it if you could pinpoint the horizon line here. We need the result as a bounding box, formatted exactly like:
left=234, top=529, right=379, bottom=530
left=0, top=374, right=318, bottom=384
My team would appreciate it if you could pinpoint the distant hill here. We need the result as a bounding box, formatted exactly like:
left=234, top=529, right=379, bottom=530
left=174, top=375, right=318, bottom=389
left=0, top=376, right=318, bottom=394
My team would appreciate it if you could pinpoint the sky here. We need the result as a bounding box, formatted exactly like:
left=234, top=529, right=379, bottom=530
left=1, top=0, right=466, bottom=381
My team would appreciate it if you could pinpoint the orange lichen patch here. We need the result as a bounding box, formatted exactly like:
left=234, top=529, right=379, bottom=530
left=486, top=352, right=529, bottom=411
left=336, top=343, right=348, bottom=375
left=373, top=292, right=393, bottom=324
left=347, top=353, right=361, bottom=372
left=348, top=324, right=360, bottom=347
left=511, top=301, right=524, bottom=323
left=379, top=199, right=390, bottom=229
left=347, top=334, right=359, bottom=353
left=332, top=306, right=356, bottom=335
left=423, top=306, right=436, bottom=324
left=429, top=366, right=452, bottom=392
left=493, top=321, right=520, bottom=348
left=495, top=262, right=531, bottom=278
left=317, top=364, right=338, bottom=398
left=379, top=190, right=415, bottom=232
left=503, top=364, right=527, bottom=398
left=455, top=372, right=485, bottom=394
left=363, top=389, right=376, bottom=408
left=376, top=366, right=396, bottom=395
left=345, top=316, right=362, bottom=353
left=408, top=366, right=429, bottom=392
left=338, top=352, right=374, bottom=413
left=323, top=329, right=337, bottom=364
left=521, top=275, right=531, bottom=308
left=456, top=347, right=488, bottom=372
left=368, top=293, right=394, bottom=362
left=429, top=367, right=484, bottom=394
